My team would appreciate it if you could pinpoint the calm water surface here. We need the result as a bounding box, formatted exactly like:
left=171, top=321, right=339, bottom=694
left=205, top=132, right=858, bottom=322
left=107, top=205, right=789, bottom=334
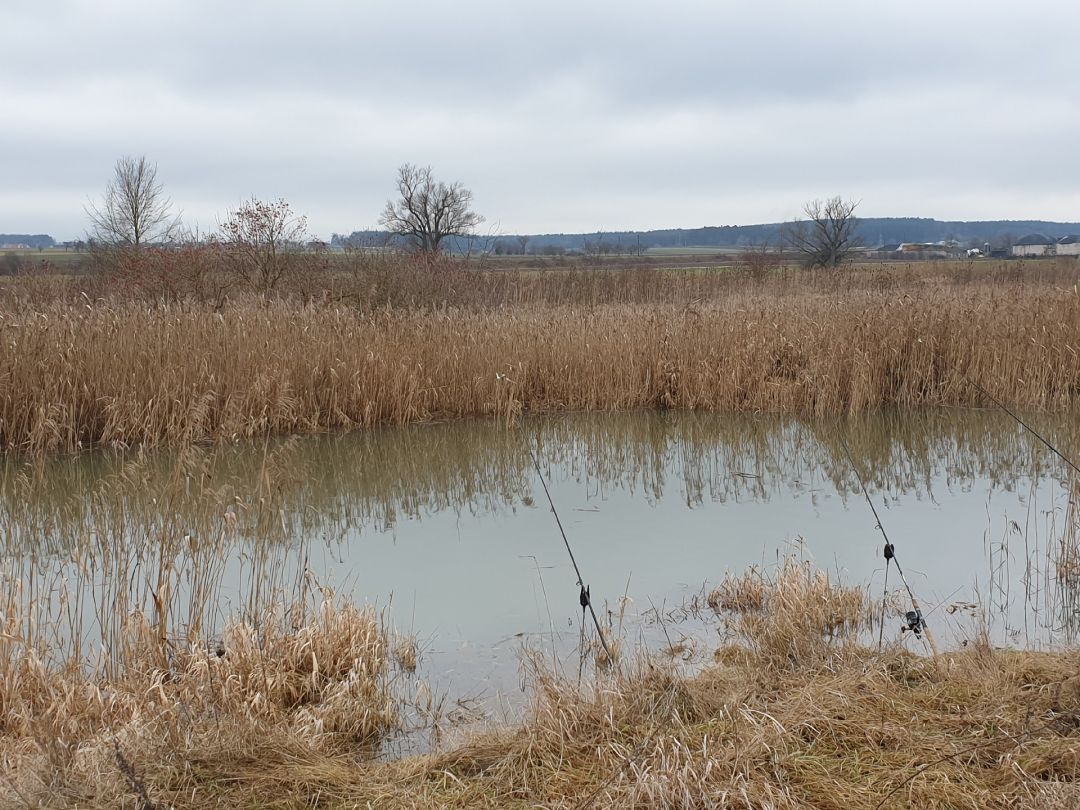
left=5, top=409, right=1080, bottom=712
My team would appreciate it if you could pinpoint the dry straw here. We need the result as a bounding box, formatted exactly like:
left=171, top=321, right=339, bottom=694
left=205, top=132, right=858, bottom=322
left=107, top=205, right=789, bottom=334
left=5, top=555, right=1075, bottom=808
left=3, top=257, right=1080, bottom=806
left=4, top=259, right=1080, bottom=454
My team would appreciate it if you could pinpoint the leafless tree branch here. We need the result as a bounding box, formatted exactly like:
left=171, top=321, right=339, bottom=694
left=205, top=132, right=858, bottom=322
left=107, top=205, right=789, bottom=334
left=218, top=197, right=309, bottom=296
left=783, top=196, right=862, bottom=268
left=379, top=164, right=483, bottom=255
left=86, top=156, right=180, bottom=248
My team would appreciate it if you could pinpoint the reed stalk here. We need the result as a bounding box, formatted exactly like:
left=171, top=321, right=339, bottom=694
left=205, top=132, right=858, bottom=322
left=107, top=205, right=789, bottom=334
left=4, top=272, right=1080, bottom=454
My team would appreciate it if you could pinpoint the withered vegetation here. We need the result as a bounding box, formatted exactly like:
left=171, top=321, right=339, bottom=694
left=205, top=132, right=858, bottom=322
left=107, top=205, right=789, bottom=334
left=2, top=255, right=1080, bottom=454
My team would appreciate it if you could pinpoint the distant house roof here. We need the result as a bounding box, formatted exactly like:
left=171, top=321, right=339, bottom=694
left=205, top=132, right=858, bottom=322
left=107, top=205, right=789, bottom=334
left=1015, top=233, right=1054, bottom=246
left=1058, top=235, right=1080, bottom=245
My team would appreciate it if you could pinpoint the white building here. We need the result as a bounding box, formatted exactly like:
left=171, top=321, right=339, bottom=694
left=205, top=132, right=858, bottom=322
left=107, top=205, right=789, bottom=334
left=1057, top=235, right=1080, bottom=256
left=1011, top=234, right=1056, bottom=257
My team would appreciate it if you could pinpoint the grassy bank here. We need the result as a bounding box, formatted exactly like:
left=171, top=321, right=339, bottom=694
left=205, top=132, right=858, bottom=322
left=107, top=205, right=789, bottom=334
left=1, top=595, right=405, bottom=808
left=351, top=646, right=1080, bottom=809
left=4, top=271, right=1080, bottom=452
left=0, top=446, right=419, bottom=807
left=4, top=559, right=1079, bottom=808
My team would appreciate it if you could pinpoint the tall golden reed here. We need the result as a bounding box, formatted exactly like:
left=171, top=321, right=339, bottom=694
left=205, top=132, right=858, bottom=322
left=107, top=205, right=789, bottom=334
left=3, top=277, right=1080, bottom=453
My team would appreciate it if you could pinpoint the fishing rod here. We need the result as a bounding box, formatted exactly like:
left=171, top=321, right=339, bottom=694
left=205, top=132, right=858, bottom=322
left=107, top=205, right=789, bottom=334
left=963, top=376, right=1080, bottom=477
left=839, top=434, right=939, bottom=656
left=528, top=446, right=614, bottom=663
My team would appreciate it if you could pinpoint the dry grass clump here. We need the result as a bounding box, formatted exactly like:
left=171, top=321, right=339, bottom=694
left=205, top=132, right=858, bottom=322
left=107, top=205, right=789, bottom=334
left=414, top=646, right=1078, bottom=810
left=1054, top=482, right=1080, bottom=590
left=394, top=637, right=419, bottom=673
left=52, top=565, right=1070, bottom=810
left=708, top=557, right=870, bottom=669
left=326, top=566, right=1079, bottom=809
left=4, top=558, right=1080, bottom=808
left=707, top=565, right=768, bottom=612
left=0, top=593, right=398, bottom=807
left=5, top=277, right=1080, bottom=453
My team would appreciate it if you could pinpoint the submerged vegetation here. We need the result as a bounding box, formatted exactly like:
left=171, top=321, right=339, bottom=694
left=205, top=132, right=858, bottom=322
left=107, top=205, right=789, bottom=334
left=1, top=596, right=399, bottom=806
left=3, top=256, right=1080, bottom=454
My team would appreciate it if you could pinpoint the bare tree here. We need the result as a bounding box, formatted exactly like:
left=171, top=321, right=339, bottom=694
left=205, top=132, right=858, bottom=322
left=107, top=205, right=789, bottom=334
left=583, top=231, right=607, bottom=264
left=218, top=197, right=309, bottom=295
left=86, top=155, right=179, bottom=247
left=784, top=196, right=862, bottom=268
left=380, top=164, right=483, bottom=255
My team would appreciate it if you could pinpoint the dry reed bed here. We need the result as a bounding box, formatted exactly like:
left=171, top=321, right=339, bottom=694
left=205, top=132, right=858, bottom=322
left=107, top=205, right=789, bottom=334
left=1, top=595, right=401, bottom=807
left=3, top=284, right=1080, bottom=453
left=7, top=558, right=1080, bottom=808
left=0, top=444, right=417, bottom=806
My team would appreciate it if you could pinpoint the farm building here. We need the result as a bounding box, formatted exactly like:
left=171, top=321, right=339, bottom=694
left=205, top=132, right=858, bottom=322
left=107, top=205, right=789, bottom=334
left=895, top=242, right=962, bottom=259
left=1011, top=234, right=1055, bottom=257
left=1057, top=235, right=1080, bottom=256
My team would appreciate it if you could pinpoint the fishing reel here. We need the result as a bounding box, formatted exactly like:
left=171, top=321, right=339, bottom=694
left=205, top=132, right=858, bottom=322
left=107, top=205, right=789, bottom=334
left=901, top=609, right=924, bottom=638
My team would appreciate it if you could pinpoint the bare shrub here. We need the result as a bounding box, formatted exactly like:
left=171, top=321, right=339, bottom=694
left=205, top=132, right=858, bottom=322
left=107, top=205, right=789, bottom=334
left=104, top=242, right=229, bottom=306
left=219, top=198, right=311, bottom=296
left=737, top=246, right=783, bottom=281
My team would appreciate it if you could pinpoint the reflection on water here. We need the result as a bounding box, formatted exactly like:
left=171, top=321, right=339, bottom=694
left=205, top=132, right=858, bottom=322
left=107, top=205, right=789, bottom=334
left=5, top=408, right=1072, bottom=548
left=3, top=408, right=1080, bottom=695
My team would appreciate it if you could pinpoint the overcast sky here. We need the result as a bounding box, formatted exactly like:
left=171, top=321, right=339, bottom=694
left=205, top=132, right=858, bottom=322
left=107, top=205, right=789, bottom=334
left=3, top=0, right=1079, bottom=240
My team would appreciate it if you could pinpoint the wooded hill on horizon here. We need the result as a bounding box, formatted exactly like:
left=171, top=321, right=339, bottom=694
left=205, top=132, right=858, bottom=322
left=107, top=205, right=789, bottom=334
left=7, top=217, right=1080, bottom=253
left=333, top=217, right=1080, bottom=253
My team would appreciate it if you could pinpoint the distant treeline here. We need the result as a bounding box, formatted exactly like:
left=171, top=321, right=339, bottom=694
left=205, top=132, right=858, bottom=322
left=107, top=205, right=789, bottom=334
left=0, top=234, right=56, bottom=249
left=332, top=218, right=1080, bottom=254
left=13, top=217, right=1080, bottom=255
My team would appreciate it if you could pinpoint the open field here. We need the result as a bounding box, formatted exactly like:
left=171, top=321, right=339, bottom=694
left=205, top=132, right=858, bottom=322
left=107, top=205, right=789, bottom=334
left=646, top=245, right=747, bottom=257
left=2, top=257, right=1080, bottom=454
left=5, top=245, right=1076, bottom=275
left=0, top=248, right=87, bottom=268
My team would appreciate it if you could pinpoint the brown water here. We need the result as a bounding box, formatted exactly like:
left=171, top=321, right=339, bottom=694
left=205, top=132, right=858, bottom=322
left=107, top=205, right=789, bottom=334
left=4, top=408, right=1080, bottom=715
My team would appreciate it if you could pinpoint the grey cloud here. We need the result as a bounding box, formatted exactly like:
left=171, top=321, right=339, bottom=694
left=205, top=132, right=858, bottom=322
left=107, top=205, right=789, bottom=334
left=2, top=0, right=1079, bottom=237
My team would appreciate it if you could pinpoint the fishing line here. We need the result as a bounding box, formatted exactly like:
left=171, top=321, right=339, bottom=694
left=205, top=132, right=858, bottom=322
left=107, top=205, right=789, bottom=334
left=528, top=446, right=614, bottom=663
left=838, top=433, right=939, bottom=655
left=963, top=375, right=1080, bottom=477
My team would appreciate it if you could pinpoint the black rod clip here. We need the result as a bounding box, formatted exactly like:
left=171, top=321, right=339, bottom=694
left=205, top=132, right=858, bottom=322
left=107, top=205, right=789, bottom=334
left=902, top=609, right=924, bottom=637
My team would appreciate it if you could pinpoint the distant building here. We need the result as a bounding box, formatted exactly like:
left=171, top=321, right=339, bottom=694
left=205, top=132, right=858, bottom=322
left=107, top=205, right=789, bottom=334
left=865, top=243, right=902, bottom=259
left=1057, top=235, right=1080, bottom=257
left=896, top=241, right=962, bottom=258
left=1011, top=234, right=1056, bottom=257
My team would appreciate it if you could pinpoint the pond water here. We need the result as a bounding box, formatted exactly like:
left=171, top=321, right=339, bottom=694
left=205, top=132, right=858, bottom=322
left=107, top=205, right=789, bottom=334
left=4, top=409, right=1080, bottom=719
